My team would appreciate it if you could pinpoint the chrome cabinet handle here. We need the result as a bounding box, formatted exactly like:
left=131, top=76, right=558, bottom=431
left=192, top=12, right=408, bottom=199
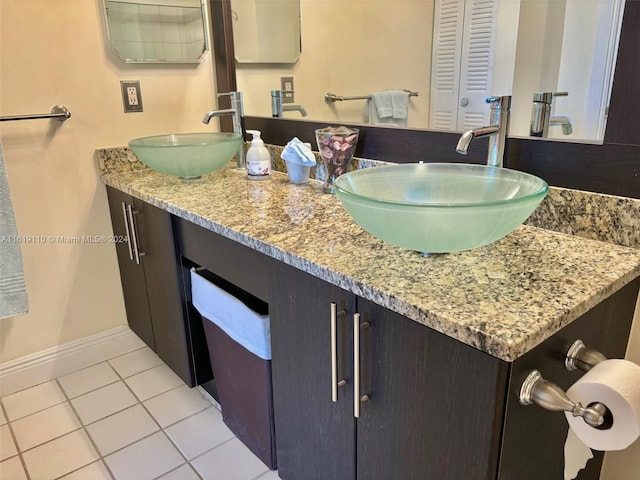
left=353, top=313, right=370, bottom=418
left=121, top=202, right=134, bottom=261
left=126, top=204, right=145, bottom=264
left=331, top=303, right=347, bottom=402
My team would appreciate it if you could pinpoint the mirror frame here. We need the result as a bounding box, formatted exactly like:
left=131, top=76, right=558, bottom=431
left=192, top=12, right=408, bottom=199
left=209, top=0, right=640, bottom=199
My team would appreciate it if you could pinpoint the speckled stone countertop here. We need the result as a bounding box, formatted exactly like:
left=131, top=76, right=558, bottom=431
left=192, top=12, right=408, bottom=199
left=97, top=149, right=640, bottom=362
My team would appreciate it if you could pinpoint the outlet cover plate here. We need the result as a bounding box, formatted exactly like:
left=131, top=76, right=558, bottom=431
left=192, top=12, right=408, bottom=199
left=120, top=80, right=143, bottom=113
left=281, top=76, right=294, bottom=103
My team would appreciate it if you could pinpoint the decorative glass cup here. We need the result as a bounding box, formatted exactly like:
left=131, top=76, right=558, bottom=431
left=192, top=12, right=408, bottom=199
left=315, top=127, right=359, bottom=193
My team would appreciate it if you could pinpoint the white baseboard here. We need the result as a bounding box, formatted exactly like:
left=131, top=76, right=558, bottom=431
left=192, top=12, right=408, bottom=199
left=0, top=326, right=145, bottom=397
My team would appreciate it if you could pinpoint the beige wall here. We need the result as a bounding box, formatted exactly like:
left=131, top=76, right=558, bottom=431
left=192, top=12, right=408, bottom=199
left=0, top=0, right=217, bottom=362
left=602, top=294, right=640, bottom=478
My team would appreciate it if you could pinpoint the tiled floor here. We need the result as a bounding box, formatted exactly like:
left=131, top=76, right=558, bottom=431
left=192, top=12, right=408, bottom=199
left=0, top=346, right=280, bottom=480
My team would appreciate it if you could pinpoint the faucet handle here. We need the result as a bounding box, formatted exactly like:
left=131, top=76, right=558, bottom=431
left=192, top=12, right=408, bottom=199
left=486, top=95, right=511, bottom=110
left=533, top=91, right=569, bottom=103
left=217, top=91, right=239, bottom=98
left=216, top=91, right=244, bottom=115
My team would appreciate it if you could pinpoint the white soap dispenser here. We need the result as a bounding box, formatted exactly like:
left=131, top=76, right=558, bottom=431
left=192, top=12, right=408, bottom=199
left=246, top=130, right=271, bottom=180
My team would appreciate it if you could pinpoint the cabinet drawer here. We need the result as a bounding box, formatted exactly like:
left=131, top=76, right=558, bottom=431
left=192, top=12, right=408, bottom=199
left=176, top=218, right=269, bottom=302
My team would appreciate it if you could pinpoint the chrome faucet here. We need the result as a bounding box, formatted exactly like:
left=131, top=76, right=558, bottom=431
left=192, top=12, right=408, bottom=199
left=530, top=91, right=573, bottom=137
left=203, top=91, right=246, bottom=169
left=549, top=116, right=573, bottom=135
left=456, top=95, right=511, bottom=168
left=271, top=90, right=308, bottom=118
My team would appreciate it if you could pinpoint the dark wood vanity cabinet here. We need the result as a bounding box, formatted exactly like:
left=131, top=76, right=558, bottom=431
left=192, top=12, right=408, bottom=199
left=106, top=187, right=193, bottom=385
left=268, top=259, right=508, bottom=480
left=268, top=259, right=640, bottom=480
left=498, top=277, right=640, bottom=480
left=104, top=191, right=639, bottom=479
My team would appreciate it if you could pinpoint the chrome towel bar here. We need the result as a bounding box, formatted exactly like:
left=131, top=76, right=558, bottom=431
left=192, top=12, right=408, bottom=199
left=325, top=89, right=418, bottom=103
left=0, top=105, right=71, bottom=122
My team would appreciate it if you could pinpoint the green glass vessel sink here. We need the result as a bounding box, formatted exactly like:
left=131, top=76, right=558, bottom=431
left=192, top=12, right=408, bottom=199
left=334, top=163, right=548, bottom=253
left=128, top=132, right=242, bottom=179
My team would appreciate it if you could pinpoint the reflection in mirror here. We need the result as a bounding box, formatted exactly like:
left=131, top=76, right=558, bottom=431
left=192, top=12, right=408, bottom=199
left=103, top=0, right=208, bottom=63
left=231, top=0, right=301, bottom=63
left=235, top=0, right=624, bottom=144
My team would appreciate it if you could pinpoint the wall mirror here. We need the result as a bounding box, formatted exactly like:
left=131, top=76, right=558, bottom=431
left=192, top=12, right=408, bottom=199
left=234, top=0, right=625, bottom=144
left=231, top=0, right=301, bottom=63
left=102, top=0, right=209, bottom=63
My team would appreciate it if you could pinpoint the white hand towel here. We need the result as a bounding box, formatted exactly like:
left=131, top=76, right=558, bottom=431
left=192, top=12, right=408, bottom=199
left=371, top=91, right=393, bottom=119
left=391, top=90, right=409, bottom=122
left=191, top=270, right=271, bottom=360
left=367, top=91, right=409, bottom=127
left=0, top=141, right=28, bottom=320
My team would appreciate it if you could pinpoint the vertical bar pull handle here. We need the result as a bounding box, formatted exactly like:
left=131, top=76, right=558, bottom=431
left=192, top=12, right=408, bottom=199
left=354, top=313, right=370, bottom=418
left=330, top=303, right=346, bottom=402
left=121, top=202, right=134, bottom=261
left=126, top=204, right=145, bottom=265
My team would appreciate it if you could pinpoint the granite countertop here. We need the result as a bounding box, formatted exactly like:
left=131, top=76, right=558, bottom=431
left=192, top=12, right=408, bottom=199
left=99, top=156, right=640, bottom=362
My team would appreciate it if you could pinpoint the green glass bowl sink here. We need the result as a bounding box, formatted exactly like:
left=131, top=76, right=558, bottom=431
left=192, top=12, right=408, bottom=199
left=334, top=163, right=548, bottom=253
left=128, top=132, right=242, bottom=179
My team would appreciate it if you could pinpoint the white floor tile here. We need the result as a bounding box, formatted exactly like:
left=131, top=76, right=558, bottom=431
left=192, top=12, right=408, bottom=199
left=105, top=431, right=184, bottom=480
left=1, top=381, right=66, bottom=421
left=144, top=385, right=211, bottom=428
left=255, top=470, right=280, bottom=480
left=71, top=381, right=137, bottom=425
left=22, top=429, right=99, bottom=480
left=11, top=402, right=81, bottom=451
left=57, top=362, right=120, bottom=399
left=2, top=343, right=281, bottom=480
left=165, top=408, right=234, bottom=460
left=156, top=463, right=200, bottom=480
left=0, top=424, right=18, bottom=462
left=0, top=455, right=28, bottom=480
left=191, top=438, right=269, bottom=480
left=108, top=347, right=163, bottom=379
left=86, top=404, right=159, bottom=455
left=124, top=364, right=184, bottom=401
left=58, top=461, right=113, bottom=480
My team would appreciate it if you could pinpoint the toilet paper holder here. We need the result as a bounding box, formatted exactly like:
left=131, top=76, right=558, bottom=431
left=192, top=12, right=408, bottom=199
left=519, top=340, right=611, bottom=429
left=565, top=339, right=607, bottom=372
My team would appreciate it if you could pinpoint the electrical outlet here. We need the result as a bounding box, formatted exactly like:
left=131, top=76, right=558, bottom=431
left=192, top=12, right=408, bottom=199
left=281, top=76, right=294, bottom=103
left=120, top=81, right=143, bottom=113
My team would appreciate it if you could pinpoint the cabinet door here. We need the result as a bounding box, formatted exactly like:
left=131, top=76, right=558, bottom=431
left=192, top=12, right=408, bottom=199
left=268, top=260, right=356, bottom=480
left=106, top=187, right=155, bottom=349
left=356, top=297, right=508, bottom=480
left=133, top=198, right=194, bottom=386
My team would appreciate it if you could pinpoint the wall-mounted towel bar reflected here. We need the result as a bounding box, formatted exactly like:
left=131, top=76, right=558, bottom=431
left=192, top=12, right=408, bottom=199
left=0, top=105, right=71, bottom=122
left=324, top=89, right=418, bottom=103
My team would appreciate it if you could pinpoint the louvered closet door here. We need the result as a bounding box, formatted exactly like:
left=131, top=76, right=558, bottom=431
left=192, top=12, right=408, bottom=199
left=458, top=0, right=498, bottom=129
left=430, top=0, right=498, bottom=130
left=429, top=0, right=464, bottom=130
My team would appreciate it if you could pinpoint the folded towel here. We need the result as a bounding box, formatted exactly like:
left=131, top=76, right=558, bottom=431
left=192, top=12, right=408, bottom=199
left=0, top=141, right=28, bottom=320
left=281, top=137, right=316, bottom=166
left=367, top=90, right=409, bottom=127
left=371, top=91, right=393, bottom=119
left=391, top=90, right=409, bottom=121
left=191, top=269, right=271, bottom=360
